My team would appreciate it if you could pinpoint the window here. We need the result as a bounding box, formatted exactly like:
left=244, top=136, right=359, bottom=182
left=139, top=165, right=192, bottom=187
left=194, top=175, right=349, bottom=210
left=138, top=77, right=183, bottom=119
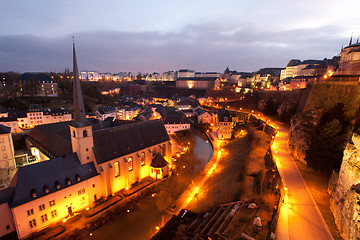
left=0, top=138, right=3, bottom=143
left=83, top=130, right=87, bottom=137
left=41, top=214, right=48, bottom=223
left=86, top=148, right=89, bottom=152
left=128, top=157, right=133, bottom=171
left=27, top=209, right=34, bottom=216
left=152, top=148, right=156, bottom=158
left=72, top=131, right=76, bottom=138
left=140, top=152, right=145, bottom=166
left=80, top=196, right=86, bottom=204
left=29, top=219, right=36, bottom=229
left=39, top=204, right=45, bottom=211
left=92, top=184, right=95, bottom=188
left=49, top=200, right=55, bottom=207
left=114, top=161, right=120, bottom=177
left=162, top=144, right=166, bottom=156
left=1, top=146, right=5, bottom=151
left=78, top=189, right=85, bottom=195
left=51, top=210, right=57, bottom=218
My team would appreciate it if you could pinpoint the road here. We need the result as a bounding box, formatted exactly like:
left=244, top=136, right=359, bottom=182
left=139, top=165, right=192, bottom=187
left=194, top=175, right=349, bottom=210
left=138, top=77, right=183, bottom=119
left=224, top=107, right=333, bottom=240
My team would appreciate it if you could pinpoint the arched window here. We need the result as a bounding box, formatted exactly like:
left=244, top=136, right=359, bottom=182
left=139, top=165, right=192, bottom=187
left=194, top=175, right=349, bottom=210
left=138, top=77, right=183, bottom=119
left=2, top=153, right=7, bottom=159
left=128, top=157, right=133, bottom=171
left=83, top=130, right=87, bottom=137
left=152, top=148, right=156, bottom=158
left=162, top=144, right=166, bottom=156
left=72, top=131, right=76, bottom=138
left=114, top=162, right=120, bottom=177
left=140, top=152, right=145, bottom=166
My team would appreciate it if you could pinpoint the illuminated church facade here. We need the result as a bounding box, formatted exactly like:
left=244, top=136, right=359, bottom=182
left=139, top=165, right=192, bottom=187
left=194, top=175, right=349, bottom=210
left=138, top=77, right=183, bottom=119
left=0, top=42, right=172, bottom=239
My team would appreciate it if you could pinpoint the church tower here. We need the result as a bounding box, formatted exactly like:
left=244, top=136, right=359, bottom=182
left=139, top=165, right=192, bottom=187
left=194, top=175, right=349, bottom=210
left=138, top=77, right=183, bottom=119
left=69, top=39, right=94, bottom=165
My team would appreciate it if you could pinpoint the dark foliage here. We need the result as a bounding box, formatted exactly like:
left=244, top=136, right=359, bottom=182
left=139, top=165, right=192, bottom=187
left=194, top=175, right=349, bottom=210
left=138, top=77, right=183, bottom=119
left=306, top=103, right=350, bottom=175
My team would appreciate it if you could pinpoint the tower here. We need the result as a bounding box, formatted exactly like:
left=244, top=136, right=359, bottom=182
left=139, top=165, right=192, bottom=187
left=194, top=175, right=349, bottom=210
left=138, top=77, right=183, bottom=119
left=70, top=39, right=94, bottom=165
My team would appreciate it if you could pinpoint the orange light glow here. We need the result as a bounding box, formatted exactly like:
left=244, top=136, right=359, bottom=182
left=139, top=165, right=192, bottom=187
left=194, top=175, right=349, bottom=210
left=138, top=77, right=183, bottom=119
left=156, top=226, right=160, bottom=231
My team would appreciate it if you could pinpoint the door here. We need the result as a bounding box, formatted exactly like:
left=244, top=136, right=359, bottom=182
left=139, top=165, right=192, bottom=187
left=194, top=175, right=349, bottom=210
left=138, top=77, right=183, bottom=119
left=68, top=206, right=73, bottom=215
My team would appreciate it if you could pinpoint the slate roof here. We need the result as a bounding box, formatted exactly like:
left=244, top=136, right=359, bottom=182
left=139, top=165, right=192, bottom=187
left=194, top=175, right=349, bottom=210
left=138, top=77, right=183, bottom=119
left=151, top=153, right=168, bottom=168
left=16, top=72, right=54, bottom=83
left=27, top=119, right=128, bottom=158
left=217, top=108, right=232, bottom=122
left=163, top=112, right=189, bottom=124
left=93, top=120, right=169, bottom=164
left=0, top=105, right=8, bottom=113
left=0, top=124, right=11, bottom=134
left=195, top=108, right=210, bottom=116
left=9, top=153, right=98, bottom=208
left=0, top=187, right=13, bottom=205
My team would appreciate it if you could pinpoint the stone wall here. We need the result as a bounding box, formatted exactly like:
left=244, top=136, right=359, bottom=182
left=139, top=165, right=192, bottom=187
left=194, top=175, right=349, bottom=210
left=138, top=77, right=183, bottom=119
left=288, top=81, right=360, bottom=165
left=330, top=133, right=360, bottom=240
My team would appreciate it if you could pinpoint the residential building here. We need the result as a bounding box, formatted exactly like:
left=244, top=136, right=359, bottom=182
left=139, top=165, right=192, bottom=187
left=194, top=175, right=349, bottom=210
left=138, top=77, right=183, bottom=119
left=215, top=108, right=235, bottom=140
left=195, top=108, right=213, bottom=124
left=176, top=77, right=220, bottom=90
left=163, top=111, right=190, bottom=135
left=177, top=69, right=195, bottom=78
left=0, top=125, right=15, bottom=169
left=15, top=73, right=58, bottom=97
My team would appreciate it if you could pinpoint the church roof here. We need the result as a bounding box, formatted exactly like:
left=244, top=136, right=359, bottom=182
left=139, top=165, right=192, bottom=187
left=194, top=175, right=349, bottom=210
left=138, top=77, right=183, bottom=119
left=9, top=153, right=98, bottom=208
left=151, top=152, right=168, bottom=168
left=16, top=72, right=54, bottom=83
left=93, top=120, right=169, bottom=164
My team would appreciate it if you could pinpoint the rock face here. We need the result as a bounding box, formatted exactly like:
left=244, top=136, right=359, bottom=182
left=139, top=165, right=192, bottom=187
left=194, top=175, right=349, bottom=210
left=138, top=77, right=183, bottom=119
left=330, top=133, right=360, bottom=240
left=288, top=111, right=321, bottom=164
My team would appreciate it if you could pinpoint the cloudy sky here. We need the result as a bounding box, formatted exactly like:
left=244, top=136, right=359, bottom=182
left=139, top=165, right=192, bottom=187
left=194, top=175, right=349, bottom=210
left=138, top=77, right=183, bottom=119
left=0, top=0, right=359, bottom=73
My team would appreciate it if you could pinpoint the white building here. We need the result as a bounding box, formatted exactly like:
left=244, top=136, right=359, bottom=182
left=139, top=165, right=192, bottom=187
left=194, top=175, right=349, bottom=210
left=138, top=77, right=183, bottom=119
left=0, top=125, right=15, bottom=169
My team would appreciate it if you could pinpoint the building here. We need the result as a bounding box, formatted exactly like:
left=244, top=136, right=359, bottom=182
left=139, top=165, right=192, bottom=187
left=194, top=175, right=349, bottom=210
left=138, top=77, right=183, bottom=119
left=176, top=77, right=220, bottom=90
left=0, top=42, right=173, bottom=239
left=95, top=106, right=116, bottom=121
left=80, top=71, right=100, bottom=81
left=334, top=39, right=360, bottom=77
left=195, top=108, right=213, bottom=124
left=215, top=108, right=235, bottom=140
left=177, top=69, right=195, bottom=78
left=280, top=59, right=324, bottom=80
left=163, top=112, right=190, bottom=135
left=0, top=118, right=22, bottom=134
left=0, top=125, right=15, bottom=169
left=15, top=73, right=58, bottom=97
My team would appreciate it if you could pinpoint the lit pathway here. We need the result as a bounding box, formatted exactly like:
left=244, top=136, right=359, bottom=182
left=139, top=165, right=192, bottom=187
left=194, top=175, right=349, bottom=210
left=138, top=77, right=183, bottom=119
left=271, top=126, right=333, bottom=240
left=226, top=107, right=333, bottom=240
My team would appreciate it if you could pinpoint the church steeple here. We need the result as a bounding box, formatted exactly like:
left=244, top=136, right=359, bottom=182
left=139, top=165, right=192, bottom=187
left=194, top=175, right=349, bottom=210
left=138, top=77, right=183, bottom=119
left=72, top=38, right=86, bottom=122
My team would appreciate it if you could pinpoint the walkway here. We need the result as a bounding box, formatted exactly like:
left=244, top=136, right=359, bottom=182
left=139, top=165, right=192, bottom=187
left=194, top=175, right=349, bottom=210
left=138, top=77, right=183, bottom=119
left=226, top=107, right=333, bottom=240
left=271, top=124, right=333, bottom=240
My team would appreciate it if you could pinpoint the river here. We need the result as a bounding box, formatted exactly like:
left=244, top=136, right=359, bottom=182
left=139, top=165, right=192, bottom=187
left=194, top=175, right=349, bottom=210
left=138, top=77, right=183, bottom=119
left=85, top=131, right=212, bottom=240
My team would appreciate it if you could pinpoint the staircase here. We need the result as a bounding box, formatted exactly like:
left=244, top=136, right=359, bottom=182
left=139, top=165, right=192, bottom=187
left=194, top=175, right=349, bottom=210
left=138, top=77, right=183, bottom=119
left=187, top=201, right=243, bottom=239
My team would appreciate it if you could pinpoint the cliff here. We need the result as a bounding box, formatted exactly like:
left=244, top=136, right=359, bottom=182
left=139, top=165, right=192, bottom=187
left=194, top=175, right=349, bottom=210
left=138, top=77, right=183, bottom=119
left=330, top=133, right=360, bottom=240
left=289, top=81, right=360, bottom=164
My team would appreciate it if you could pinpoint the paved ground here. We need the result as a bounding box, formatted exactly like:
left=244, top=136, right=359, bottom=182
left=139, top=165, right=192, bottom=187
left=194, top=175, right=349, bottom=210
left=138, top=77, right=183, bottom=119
left=271, top=123, right=334, bottom=240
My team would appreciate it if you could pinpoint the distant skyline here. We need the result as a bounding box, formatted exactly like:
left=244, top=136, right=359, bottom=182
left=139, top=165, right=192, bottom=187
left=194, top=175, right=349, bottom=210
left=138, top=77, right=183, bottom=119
left=0, top=0, right=359, bottom=73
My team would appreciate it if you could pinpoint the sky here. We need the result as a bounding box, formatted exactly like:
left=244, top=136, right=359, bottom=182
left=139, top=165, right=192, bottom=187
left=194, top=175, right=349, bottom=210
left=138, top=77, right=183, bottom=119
left=0, top=0, right=359, bottom=74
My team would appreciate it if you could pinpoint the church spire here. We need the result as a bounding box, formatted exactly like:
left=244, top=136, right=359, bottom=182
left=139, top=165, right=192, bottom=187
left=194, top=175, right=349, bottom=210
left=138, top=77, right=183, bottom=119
left=72, top=37, right=86, bottom=122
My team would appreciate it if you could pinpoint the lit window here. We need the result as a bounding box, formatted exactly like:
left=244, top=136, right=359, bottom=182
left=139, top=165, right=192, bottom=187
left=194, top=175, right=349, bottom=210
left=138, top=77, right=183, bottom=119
left=114, top=161, right=120, bottom=177
left=49, top=200, right=55, bottom=207
left=128, top=157, right=133, bottom=171
left=152, top=148, right=156, bottom=158
left=80, top=196, right=85, bottom=205
left=39, top=204, right=45, bottom=211
left=27, top=209, right=34, bottom=216
left=51, top=210, right=57, bottom=218
left=41, top=214, right=48, bottom=223
left=29, top=219, right=36, bottom=228
left=140, top=152, right=145, bottom=166
left=78, top=189, right=85, bottom=195
left=162, top=144, right=166, bottom=156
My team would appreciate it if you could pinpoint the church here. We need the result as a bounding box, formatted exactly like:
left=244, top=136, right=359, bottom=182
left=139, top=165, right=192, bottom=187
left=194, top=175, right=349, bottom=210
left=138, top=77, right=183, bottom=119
left=0, top=42, right=172, bottom=239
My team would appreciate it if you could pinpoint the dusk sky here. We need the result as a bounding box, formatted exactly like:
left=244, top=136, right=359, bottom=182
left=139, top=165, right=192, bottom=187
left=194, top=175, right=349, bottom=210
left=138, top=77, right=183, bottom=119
left=1, top=0, right=359, bottom=74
